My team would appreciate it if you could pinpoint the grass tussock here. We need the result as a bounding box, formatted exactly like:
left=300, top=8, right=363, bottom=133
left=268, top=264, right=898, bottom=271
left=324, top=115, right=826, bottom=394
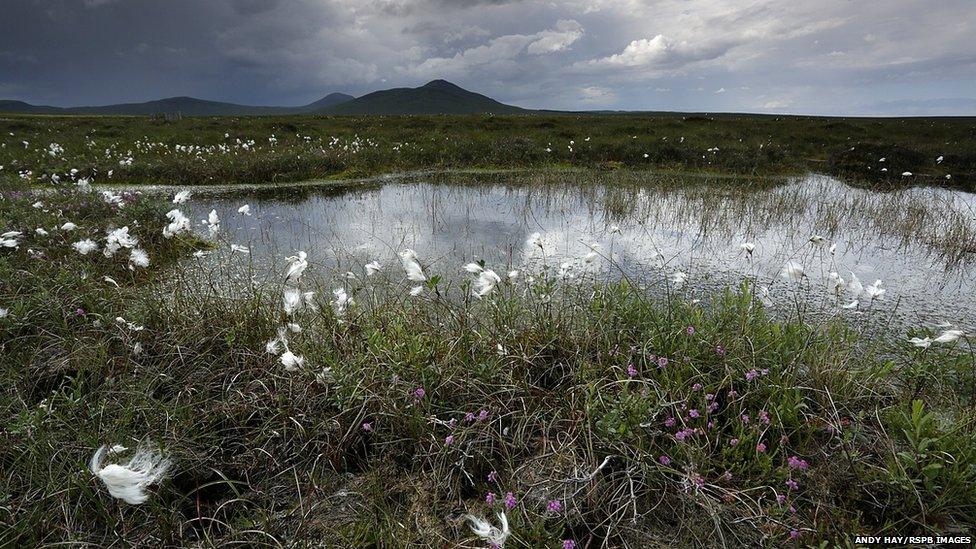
left=2, top=185, right=975, bottom=547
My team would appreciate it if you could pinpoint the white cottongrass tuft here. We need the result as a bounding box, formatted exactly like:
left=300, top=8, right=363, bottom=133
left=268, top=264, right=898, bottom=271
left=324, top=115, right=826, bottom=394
left=89, top=443, right=171, bottom=505
left=283, top=288, right=304, bottom=316
left=473, top=269, right=502, bottom=297
left=205, top=209, right=220, bottom=235
left=61, top=221, right=78, bottom=231
left=400, top=249, right=427, bottom=282
left=237, top=204, right=251, bottom=216
left=910, top=329, right=966, bottom=348
left=162, top=209, right=191, bottom=238
left=670, top=271, right=688, bottom=289
left=864, top=279, right=885, bottom=301
left=827, top=272, right=845, bottom=295
left=280, top=350, right=305, bottom=371
left=409, top=285, right=424, bottom=297
left=740, top=242, right=755, bottom=255
left=463, top=262, right=484, bottom=274
left=172, top=190, right=192, bottom=204
left=129, top=248, right=150, bottom=269
left=465, top=512, right=510, bottom=547
left=73, top=239, right=99, bottom=255
left=0, top=231, right=21, bottom=248
left=331, top=287, right=354, bottom=317
left=365, top=261, right=382, bottom=277
left=104, top=226, right=139, bottom=258
left=230, top=244, right=250, bottom=254
left=284, top=251, right=308, bottom=283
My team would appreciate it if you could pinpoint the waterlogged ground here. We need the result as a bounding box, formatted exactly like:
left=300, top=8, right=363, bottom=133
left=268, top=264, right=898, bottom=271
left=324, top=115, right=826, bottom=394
left=182, top=172, right=976, bottom=332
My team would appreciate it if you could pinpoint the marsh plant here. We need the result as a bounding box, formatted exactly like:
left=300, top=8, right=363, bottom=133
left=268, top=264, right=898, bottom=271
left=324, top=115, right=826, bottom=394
left=2, top=181, right=974, bottom=547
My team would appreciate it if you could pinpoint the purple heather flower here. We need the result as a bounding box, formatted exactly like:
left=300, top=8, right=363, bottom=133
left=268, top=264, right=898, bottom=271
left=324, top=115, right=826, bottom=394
left=787, top=456, right=809, bottom=470
left=546, top=499, right=562, bottom=512
left=664, top=416, right=676, bottom=428
left=627, top=363, right=638, bottom=378
left=759, top=410, right=771, bottom=424
left=745, top=369, right=759, bottom=381
left=705, top=393, right=714, bottom=401
left=786, top=479, right=799, bottom=490
left=686, top=325, right=696, bottom=335
left=487, top=471, right=498, bottom=483
left=504, top=492, right=517, bottom=509
left=485, top=491, right=496, bottom=505
left=789, top=529, right=800, bottom=540
left=563, top=541, right=577, bottom=549
left=692, top=383, right=702, bottom=391
left=465, top=412, right=475, bottom=422
left=688, top=409, right=700, bottom=418
left=445, top=435, right=454, bottom=446
left=659, top=455, right=671, bottom=466
left=478, top=409, right=489, bottom=421
left=361, top=422, right=373, bottom=432
left=447, top=418, right=457, bottom=429
left=728, top=390, right=738, bottom=399
left=756, top=442, right=767, bottom=453
left=413, top=387, right=425, bottom=399
left=657, top=356, right=669, bottom=368
left=715, top=345, right=726, bottom=355
left=741, top=414, right=750, bottom=424
left=776, top=494, right=787, bottom=505
left=729, top=438, right=739, bottom=446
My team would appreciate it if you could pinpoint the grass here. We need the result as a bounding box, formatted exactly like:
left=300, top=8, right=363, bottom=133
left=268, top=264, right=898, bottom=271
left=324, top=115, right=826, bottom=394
left=1, top=113, right=974, bottom=190
left=2, top=181, right=975, bottom=547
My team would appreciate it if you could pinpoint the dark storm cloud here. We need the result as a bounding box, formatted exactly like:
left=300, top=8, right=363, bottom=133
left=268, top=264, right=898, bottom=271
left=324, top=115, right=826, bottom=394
left=0, top=0, right=973, bottom=114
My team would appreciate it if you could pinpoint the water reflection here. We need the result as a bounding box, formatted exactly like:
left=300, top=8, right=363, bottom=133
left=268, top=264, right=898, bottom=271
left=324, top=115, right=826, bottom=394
left=190, top=172, right=976, bottom=331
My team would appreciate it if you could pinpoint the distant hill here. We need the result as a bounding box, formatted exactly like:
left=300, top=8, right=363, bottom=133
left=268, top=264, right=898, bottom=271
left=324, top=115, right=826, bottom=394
left=299, top=93, right=356, bottom=112
left=0, top=94, right=356, bottom=117
left=0, top=81, right=524, bottom=116
left=0, top=100, right=67, bottom=115
left=320, top=80, right=525, bottom=115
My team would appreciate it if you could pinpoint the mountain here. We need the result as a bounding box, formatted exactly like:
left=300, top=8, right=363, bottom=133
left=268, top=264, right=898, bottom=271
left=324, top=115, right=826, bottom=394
left=299, top=92, right=356, bottom=112
left=0, top=80, right=523, bottom=116
left=0, top=100, right=68, bottom=115
left=321, top=80, right=525, bottom=115
left=0, top=94, right=356, bottom=117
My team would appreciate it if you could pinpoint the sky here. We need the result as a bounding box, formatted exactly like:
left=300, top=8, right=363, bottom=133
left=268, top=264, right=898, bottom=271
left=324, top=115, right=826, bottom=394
left=1, top=0, right=974, bottom=115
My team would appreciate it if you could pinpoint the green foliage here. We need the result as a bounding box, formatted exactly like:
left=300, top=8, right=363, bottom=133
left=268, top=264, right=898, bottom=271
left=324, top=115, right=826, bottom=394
left=2, top=113, right=973, bottom=189
left=2, top=172, right=975, bottom=546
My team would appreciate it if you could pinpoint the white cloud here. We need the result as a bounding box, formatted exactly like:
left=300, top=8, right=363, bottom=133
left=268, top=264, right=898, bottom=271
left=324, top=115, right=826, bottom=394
left=762, top=99, right=793, bottom=109
left=526, top=20, right=583, bottom=55
left=579, top=85, right=615, bottom=103
left=714, top=87, right=726, bottom=94
left=578, top=34, right=739, bottom=72
left=404, top=20, right=583, bottom=77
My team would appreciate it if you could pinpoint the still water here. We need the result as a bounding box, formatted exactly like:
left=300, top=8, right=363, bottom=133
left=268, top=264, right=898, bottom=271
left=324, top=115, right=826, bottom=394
left=185, top=173, right=976, bottom=332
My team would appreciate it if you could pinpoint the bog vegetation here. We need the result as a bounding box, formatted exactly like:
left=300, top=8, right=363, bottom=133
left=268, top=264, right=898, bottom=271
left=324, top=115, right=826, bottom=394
left=1, top=114, right=975, bottom=547
left=0, top=113, right=973, bottom=190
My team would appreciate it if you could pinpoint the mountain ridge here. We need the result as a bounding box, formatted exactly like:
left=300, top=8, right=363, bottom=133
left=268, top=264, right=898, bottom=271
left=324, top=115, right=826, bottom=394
left=0, top=81, right=525, bottom=116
